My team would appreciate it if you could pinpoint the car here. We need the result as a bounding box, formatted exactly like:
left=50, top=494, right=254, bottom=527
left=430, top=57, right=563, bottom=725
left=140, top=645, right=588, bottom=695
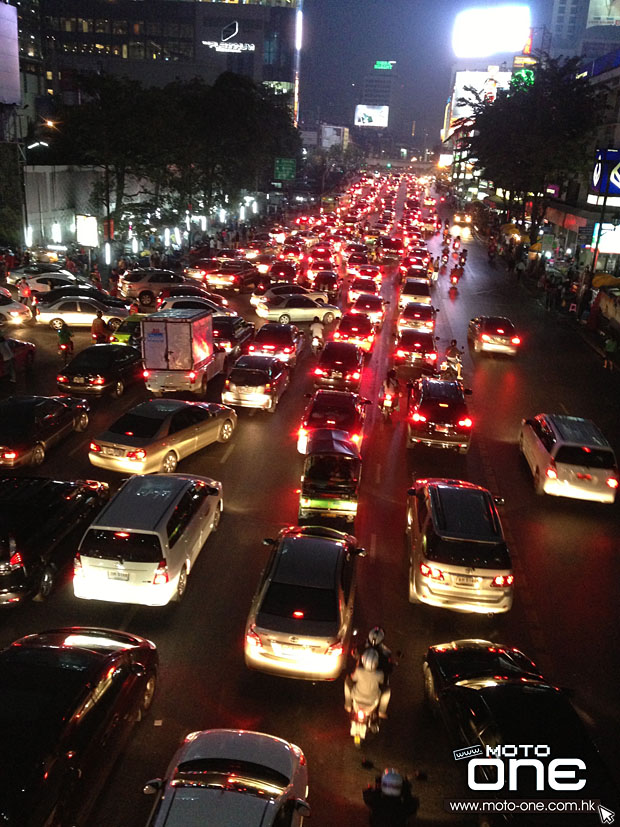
left=143, top=729, right=309, bottom=826
left=312, top=270, right=340, bottom=300
left=267, top=260, right=299, bottom=282
left=422, top=639, right=618, bottom=809
left=306, top=259, right=336, bottom=282
left=278, top=244, right=304, bottom=261
left=0, top=477, right=110, bottom=603
left=155, top=284, right=229, bottom=310
left=157, top=295, right=231, bottom=315
left=0, top=394, right=90, bottom=467
left=254, top=253, right=277, bottom=274
left=314, top=341, right=364, bottom=391
left=35, top=283, right=129, bottom=310
left=89, top=399, right=237, bottom=473
left=453, top=211, right=472, bottom=225
left=407, top=377, right=473, bottom=453
left=119, top=269, right=188, bottom=305
left=394, top=329, right=438, bottom=372
left=346, top=252, right=370, bottom=275
left=244, top=525, right=366, bottom=680
left=297, top=390, right=368, bottom=454
left=213, top=247, right=244, bottom=260
left=333, top=312, right=375, bottom=353
left=0, top=626, right=158, bottom=827
left=74, top=474, right=222, bottom=606
left=209, top=260, right=261, bottom=290
left=0, top=294, right=32, bottom=325
left=25, top=272, right=92, bottom=295
left=242, top=240, right=275, bottom=258
left=36, top=297, right=127, bottom=329
left=399, top=278, right=432, bottom=308
left=110, top=313, right=150, bottom=347
left=350, top=293, right=386, bottom=326
left=183, top=258, right=222, bottom=281
left=379, top=237, right=405, bottom=257
left=0, top=336, right=36, bottom=379
left=255, top=295, right=341, bottom=325
left=348, top=277, right=378, bottom=305
left=406, top=478, right=513, bottom=613
left=6, top=262, right=72, bottom=285
left=403, top=262, right=430, bottom=280
left=357, top=264, right=382, bottom=284
left=467, top=315, right=521, bottom=356
left=57, top=343, right=143, bottom=398
left=519, top=414, right=618, bottom=502
left=249, top=322, right=304, bottom=365
left=212, top=314, right=255, bottom=359
left=397, top=302, right=437, bottom=332
left=222, top=355, right=290, bottom=412
left=250, top=282, right=328, bottom=308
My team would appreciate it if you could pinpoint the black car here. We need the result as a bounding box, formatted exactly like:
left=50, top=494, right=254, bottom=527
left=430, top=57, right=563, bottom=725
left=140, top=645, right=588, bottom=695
left=0, top=395, right=90, bottom=467
left=155, top=284, right=229, bottom=309
left=57, top=344, right=143, bottom=398
left=267, top=261, right=298, bottom=282
left=35, top=284, right=128, bottom=309
left=313, top=271, right=340, bottom=301
left=407, top=377, right=472, bottom=454
left=394, top=329, right=438, bottom=373
left=212, top=314, right=255, bottom=360
left=423, top=639, right=618, bottom=819
left=314, top=341, right=364, bottom=391
left=0, top=477, right=109, bottom=603
left=297, top=390, right=370, bottom=454
left=249, top=322, right=304, bottom=366
left=0, top=627, right=158, bottom=827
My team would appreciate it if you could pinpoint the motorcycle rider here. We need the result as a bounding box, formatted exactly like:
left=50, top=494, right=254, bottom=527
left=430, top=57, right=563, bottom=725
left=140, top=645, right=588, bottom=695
left=309, top=316, right=324, bottom=352
left=381, top=369, right=400, bottom=411
left=91, top=309, right=110, bottom=344
left=363, top=769, right=420, bottom=827
left=344, top=648, right=390, bottom=719
left=444, top=339, right=463, bottom=379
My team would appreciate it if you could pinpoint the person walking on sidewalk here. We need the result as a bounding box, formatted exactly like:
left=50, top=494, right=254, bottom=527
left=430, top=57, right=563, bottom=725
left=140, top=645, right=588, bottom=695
left=603, top=334, right=618, bottom=370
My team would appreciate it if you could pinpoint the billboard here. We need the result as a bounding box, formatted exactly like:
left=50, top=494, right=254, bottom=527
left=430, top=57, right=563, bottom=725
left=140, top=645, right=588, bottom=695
left=587, top=148, right=620, bottom=206
left=592, top=223, right=620, bottom=254
left=354, top=105, right=389, bottom=128
left=452, top=5, right=531, bottom=57
left=587, top=0, right=620, bottom=28
left=449, top=69, right=513, bottom=124
left=0, top=4, right=20, bottom=106
left=76, top=215, right=99, bottom=248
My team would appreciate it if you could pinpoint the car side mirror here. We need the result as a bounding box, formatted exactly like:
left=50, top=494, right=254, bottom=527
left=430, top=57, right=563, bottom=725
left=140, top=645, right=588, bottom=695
left=294, top=799, right=311, bottom=817
left=205, top=485, right=220, bottom=497
left=263, top=538, right=275, bottom=546
left=143, top=779, right=163, bottom=795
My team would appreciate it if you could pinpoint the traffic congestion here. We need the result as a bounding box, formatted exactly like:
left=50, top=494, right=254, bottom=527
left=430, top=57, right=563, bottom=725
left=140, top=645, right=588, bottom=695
left=0, top=171, right=618, bottom=826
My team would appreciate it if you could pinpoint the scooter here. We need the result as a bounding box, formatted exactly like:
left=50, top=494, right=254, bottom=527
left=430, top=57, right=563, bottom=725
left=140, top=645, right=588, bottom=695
left=350, top=697, right=381, bottom=748
left=311, top=336, right=323, bottom=356
left=379, top=393, right=395, bottom=421
left=438, top=356, right=462, bottom=380
left=58, top=342, right=73, bottom=365
left=459, top=251, right=468, bottom=267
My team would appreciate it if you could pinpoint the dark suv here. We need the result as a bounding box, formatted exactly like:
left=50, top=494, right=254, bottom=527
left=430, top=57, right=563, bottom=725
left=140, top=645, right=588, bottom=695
left=212, top=314, right=255, bottom=360
left=249, top=323, right=304, bottom=366
left=314, top=342, right=364, bottom=391
left=407, top=377, right=472, bottom=453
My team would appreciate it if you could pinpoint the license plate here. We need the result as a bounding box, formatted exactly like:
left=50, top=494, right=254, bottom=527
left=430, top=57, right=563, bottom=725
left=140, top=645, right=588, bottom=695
left=333, top=371, right=343, bottom=378
left=108, top=570, right=129, bottom=581
left=455, top=575, right=475, bottom=586
left=435, top=425, right=449, bottom=433
left=73, top=377, right=85, bottom=384
left=273, top=642, right=301, bottom=657
left=103, top=447, right=124, bottom=457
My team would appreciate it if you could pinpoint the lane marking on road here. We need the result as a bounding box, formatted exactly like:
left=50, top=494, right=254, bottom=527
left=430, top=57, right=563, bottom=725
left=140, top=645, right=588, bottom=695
left=370, top=533, right=377, bottom=559
left=68, top=439, right=88, bottom=457
left=375, top=464, right=381, bottom=485
left=220, top=443, right=235, bottom=464
left=559, top=402, right=568, bottom=413
left=154, top=720, right=163, bottom=727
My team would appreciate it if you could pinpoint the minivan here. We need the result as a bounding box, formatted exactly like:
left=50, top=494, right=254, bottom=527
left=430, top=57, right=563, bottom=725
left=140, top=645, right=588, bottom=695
left=399, top=278, right=432, bottom=308
left=74, top=474, right=222, bottom=606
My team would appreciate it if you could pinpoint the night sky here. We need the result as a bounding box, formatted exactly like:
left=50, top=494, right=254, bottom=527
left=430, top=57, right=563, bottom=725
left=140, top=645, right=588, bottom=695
left=299, top=0, right=550, bottom=145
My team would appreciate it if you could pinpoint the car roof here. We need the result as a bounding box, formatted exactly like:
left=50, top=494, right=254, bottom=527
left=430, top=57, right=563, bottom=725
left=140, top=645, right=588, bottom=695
left=545, top=414, right=610, bottom=447
left=125, top=399, right=191, bottom=419
left=234, top=355, right=280, bottom=371
left=0, top=394, right=59, bottom=413
left=420, top=377, right=464, bottom=399
left=311, top=390, right=357, bottom=408
left=256, top=322, right=295, bottom=334
left=323, top=341, right=359, bottom=355
left=93, top=474, right=195, bottom=530
left=429, top=483, right=502, bottom=541
left=273, top=535, right=343, bottom=588
left=177, top=729, right=296, bottom=780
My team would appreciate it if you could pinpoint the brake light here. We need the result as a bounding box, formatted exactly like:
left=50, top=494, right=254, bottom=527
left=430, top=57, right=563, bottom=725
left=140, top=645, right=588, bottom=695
left=298, top=427, right=308, bottom=439
left=187, top=371, right=197, bottom=383
left=152, top=560, right=169, bottom=586
left=1, top=450, right=17, bottom=460
left=57, top=375, right=68, bottom=383
left=427, top=353, right=437, bottom=361
left=411, top=412, right=426, bottom=422
left=314, top=367, right=325, bottom=376
left=357, top=708, right=366, bottom=722
left=491, top=574, right=514, bottom=587
left=545, top=466, right=557, bottom=480
left=89, top=375, right=105, bottom=386
left=9, top=551, right=23, bottom=570
left=457, top=418, right=473, bottom=428
left=350, top=432, right=362, bottom=445
left=282, top=346, right=293, bottom=354
left=348, top=371, right=361, bottom=380
left=142, top=369, right=150, bottom=380
left=292, top=610, right=304, bottom=618
left=89, top=442, right=102, bottom=453
left=606, top=477, right=619, bottom=489
left=333, top=331, right=341, bottom=339
left=126, top=449, right=147, bottom=461
left=511, top=336, right=521, bottom=345
left=481, top=334, right=491, bottom=342
left=396, top=349, right=407, bottom=358
left=420, top=562, right=444, bottom=581
left=246, top=625, right=263, bottom=649
left=73, top=553, right=82, bottom=577
left=248, top=345, right=255, bottom=352
left=264, top=383, right=272, bottom=392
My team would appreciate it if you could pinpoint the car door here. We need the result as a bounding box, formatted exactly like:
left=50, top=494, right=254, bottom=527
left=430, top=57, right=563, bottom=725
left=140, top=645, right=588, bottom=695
left=287, top=296, right=316, bottom=320
left=468, top=318, right=480, bottom=342
left=187, top=405, right=219, bottom=450
left=77, top=301, right=102, bottom=325
left=35, top=399, right=72, bottom=447
left=340, top=550, right=356, bottom=636
left=273, top=363, right=289, bottom=399
left=166, top=409, right=199, bottom=459
left=411, top=487, right=429, bottom=571
left=55, top=300, right=80, bottom=324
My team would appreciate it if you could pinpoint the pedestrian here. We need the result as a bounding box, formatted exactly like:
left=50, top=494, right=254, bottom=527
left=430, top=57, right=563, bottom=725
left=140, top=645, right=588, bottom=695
left=0, top=335, right=17, bottom=383
left=91, top=265, right=102, bottom=290
left=108, top=269, right=119, bottom=297
left=91, top=310, right=110, bottom=344
left=129, top=300, right=140, bottom=315
left=603, top=334, right=618, bottom=370
left=515, top=259, right=526, bottom=283
left=233, top=230, right=240, bottom=249
left=17, top=278, right=31, bottom=307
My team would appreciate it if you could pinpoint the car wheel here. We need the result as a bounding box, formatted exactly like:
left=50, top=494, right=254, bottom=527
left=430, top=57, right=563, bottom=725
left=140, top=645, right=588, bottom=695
left=74, top=411, right=89, bottom=432
left=278, top=313, right=291, bottom=324
left=534, top=468, right=545, bottom=495
left=218, top=419, right=234, bottom=442
left=266, top=396, right=277, bottom=413
left=35, top=565, right=56, bottom=601
left=108, top=317, right=121, bottom=331
left=139, top=291, right=154, bottom=306
left=31, top=443, right=45, bottom=466
left=161, top=451, right=178, bottom=473
left=50, top=318, right=63, bottom=330
left=408, top=565, right=419, bottom=603
left=323, top=312, right=335, bottom=324
left=111, top=379, right=124, bottom=398
left=212, top=503, right=221, bottom=532
left=423, top=663, right=437, bottom=706
left=174, top=567, right=188, bottom=602
left=137, top=673, right=157, bottom=721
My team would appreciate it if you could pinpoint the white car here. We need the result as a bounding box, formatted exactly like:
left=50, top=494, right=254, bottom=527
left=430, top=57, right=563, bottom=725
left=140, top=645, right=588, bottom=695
left=158, top=295, right=234, bottom=315
left=25, top=273, right=91, bottom=295
left=255, top=295, right=341, bottom=325
left=250, top=283, right=327, bottom=308
left=0, top=294, right=32, bottom=325
left=143, top=729, right=310, bottom=826
left=36, top=297, right=128, bottom=329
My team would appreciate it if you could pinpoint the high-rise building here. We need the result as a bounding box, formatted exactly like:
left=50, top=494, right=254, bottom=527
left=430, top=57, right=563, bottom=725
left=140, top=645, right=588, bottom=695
left=359, top=60, right=403, bottom=135
left=550, top=0, right=620, bottom=58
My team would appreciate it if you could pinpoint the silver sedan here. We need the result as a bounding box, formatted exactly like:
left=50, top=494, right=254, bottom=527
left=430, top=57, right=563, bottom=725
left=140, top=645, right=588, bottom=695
left=88, top=399, right=237, bottom=474
left=255, top=295, right=341, bottom=325
left=250, top=283, right=328, bottom=308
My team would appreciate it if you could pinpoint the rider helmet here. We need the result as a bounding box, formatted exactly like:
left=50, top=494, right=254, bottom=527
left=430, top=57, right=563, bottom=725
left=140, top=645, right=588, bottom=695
left=361, top=648, right=379, bottom=671
left=381, top=769, right=403, bottom=797
left=368, top=626, right=385, bottom=646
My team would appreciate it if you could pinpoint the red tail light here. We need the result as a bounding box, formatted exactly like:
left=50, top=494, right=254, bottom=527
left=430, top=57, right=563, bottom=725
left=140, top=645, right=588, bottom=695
left=1, top=450, right=17, bottom=460
left=282, top=346, right=293, bottom=354
left=457, top=418, right=473, bottom=428
left=511, top=336, right=521, bottom=345
left=88, top=375, right=105, bottom=386
left=127, top=449, right=147, bottom=461
left=427, top=353, right=437, bottom=361
left=314, top=367, right=325, bottom=376
left=73, top=553, right=82, bottom=577
left=142, top=369, right=150, bottom=379
left=420, top=562, right=444, bottom=581
left=224, top=379, right=230, bottom=389
left=333, top=331, right=341, bottom=339
left=491, top=574, right=514, bottom=587
left=57, top=375, right=68, bottom=383
left=9, top=551, right=23, bottom=570
left=545, top=466, right=557, bottom=480
left=248, top=345, right=255, bottom=352
left=59, top=343, right=68, bottom=351
left=606, top=477, right=619, bottom=489
left=348, top=371, right=361, bottom=380
left=396, top=349, right=407, bottom=358
left=350, top=433, right=362, bottom=444
left=187, top=371, right=197, bottom=382
left=298, top=427, right=308, bottom=439
left=152, top=560, right=169, bottom=585
left=411, top=412, right=426, bottom=422
left=89, top=442, right=102, bottom=453
left=481, top=333, right=491, bottom=342
left=246, top=625, right=263, bottom=649
left=264, top=382, right=272, bottom=392
left=357, top=708, right=366, bottom=722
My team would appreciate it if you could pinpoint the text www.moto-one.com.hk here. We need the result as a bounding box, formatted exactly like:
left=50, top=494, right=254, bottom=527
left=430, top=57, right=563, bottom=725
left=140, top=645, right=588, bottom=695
left=445, top=798, right=600, bottom=815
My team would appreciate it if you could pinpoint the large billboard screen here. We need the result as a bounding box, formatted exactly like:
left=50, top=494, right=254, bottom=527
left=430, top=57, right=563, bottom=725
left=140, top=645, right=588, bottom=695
left=0, top=5, right=20, bottom=106
left=450, top=69, right=513, bottom=123
left=354, top=105, right=389, bottom=128
left=452, top=5, right=531, bottom=57
left=587, top=0, right=620, bottom=27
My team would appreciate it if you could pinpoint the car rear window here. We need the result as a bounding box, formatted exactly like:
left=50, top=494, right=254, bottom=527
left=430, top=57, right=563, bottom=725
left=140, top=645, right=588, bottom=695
left=355, top=296, right=382, bottom=310
left=403, top=305, right=432, bottom=320
left=229, top=368, right=268, bottom=386
left=309, top=405, right=356, bottom=430
left=339, top=316, right=372, bottom=336
left=403, top=281, right=430, bottom=296
left=427, top=537, right=511, bottom=569
left=554, top=446, right=616, bottom=468
left=400, top=331, right=434, bottom=349
left=351, top=279, right=376, bottom=291
left=261, top=582, right=338, bottom=623
left=255, top=327, right=292, bottom=345
left=108, top=413, right=162, bottom=439
left=80, top=529, right=163, bottom=563
left=69, top=350, right=114, bottom=371
left=321, top=343, right=359, bottom=366
left=482, top=318, right=515, bottom=335
left=174, top=758, right=289, bottom=791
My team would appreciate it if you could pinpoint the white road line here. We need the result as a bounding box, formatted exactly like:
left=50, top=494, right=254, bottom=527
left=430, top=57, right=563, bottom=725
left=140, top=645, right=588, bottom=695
left=375, top=464, right=381, bottom=485
left=370, top=533, right=377, bottom=559
left=559, top=402, right=568, bottom=413
left=220, top=443, right=235, bottom=464
left=68, top=439, right=88, bottom=457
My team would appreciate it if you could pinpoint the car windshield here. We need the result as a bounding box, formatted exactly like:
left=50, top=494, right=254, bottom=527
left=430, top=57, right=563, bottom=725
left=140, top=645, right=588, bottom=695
left=80, top=529, right=162, bottom=563
left=261, top=582, right=338, bottom=623
left=305, top=454, right=359, bottom=488
left=427, top=537, right=511, bottom=569
left=554, top=446, right=616, bottom=468
left=255, top=327, right=292, bottom=345
left=108, top=413, right=163, bottom=439
left=229, top=368, right=268, bottom=387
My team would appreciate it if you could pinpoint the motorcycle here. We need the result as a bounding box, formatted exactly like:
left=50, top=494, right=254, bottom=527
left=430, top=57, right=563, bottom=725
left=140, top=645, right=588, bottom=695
left=58, top=342, right=72, bottom=365
left=350, top=697, right=381, bottom=748
left=311, top=336, right=323, bottom=356
left=450, top=269, right=461, bottom=286
left=439, top=356, right=462, bottom=380
left=453, top=238, right=461, bottom=251
left=459, top=251, right=467, bottom=267
left=379, top=393, right=395, bottom=421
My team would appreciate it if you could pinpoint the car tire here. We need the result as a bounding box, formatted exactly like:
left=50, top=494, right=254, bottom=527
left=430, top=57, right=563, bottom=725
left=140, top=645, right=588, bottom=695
left=139, top=291, right=154, bottom=306
left=161, top=451, right=178, bottom=473
left=74, top=411, right=89, bottom=432
left=136, top=672, right=157, bottom=722
left=35, top=565, right=56, bottom=601
left=423, top=663, right=437, bottom=707
left=266, top=396, right=277, bottom=413
left=111, top=379, right=124, bottom=398
left=212, top=503, right=221, bottom=532
left=323, top=312, right=335, bottom=324
left=31, top=442, right=45, bottom=466
left=278, top=313, right=291, bottom=324
left=174, top=567, right=188, bottom=602
left=49, top=318, right=63, bottom=330
left=108, top=317, right=121, bottom=331
left=408, top=565, right=419, bottom=603
left=218, top=419, right=234, bottom=442
left=534, top=468, right=545, bottom=495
